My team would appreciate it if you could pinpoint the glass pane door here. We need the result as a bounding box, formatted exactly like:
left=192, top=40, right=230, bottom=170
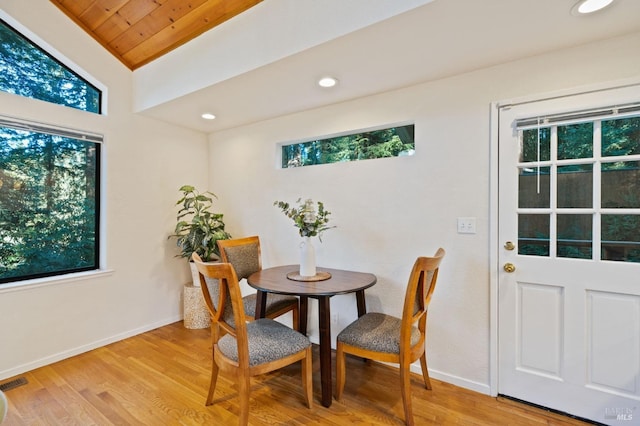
left=517, top=115, right=640, bottom=263
left=600, top=116, right=640, bottom=261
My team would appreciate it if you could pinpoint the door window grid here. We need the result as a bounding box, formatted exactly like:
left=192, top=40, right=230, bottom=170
left=517, top=115, right=640, bottom=262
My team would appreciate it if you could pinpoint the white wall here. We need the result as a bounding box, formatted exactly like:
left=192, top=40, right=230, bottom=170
left=0, top=1, right=208, bottom=379
left=133, top=0, right=433, bottom=111
left=208, top=32, right=640, bottom=393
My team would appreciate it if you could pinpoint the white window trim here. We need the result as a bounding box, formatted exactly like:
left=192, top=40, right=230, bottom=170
left=0, top=115, right=106, bottom=287
left=0, top=269, right=115, bottom=293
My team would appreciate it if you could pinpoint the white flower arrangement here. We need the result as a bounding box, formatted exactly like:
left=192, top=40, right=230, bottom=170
left=274, top=198, right=335, bottom=240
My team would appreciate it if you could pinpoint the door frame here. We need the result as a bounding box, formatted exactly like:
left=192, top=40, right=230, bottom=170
left=488, top=77, right=640, bottom=398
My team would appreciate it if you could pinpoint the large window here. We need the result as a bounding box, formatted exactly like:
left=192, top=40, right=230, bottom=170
left=281, top=124, right=415, bottom=168
left=0, top=18, right=103, bottom=284
left=0, top=119, right=101, bottom=283
left=0, top=19, right=101, bottom=113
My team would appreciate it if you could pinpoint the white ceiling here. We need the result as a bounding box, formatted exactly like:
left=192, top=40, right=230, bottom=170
left=136, top=0, right=640, bottom=134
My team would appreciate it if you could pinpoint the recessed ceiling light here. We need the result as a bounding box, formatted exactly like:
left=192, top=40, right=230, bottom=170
left=571, top=0, right=614, bottom=15
left=201, top=113, right=216, bottom=120
left=318, top=77, right=338, bottom=88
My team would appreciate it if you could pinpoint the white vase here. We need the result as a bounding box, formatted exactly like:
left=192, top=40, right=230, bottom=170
left=299, top=236, right=316, bottom=277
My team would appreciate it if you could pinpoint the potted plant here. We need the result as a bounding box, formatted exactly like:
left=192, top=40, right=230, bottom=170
left=169, top=185, right=231, bottom=286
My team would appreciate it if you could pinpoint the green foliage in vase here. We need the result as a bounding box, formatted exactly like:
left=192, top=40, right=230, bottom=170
left=274, top=198, right=335, bottom=241
left=169, top=185, right=231, bottom=261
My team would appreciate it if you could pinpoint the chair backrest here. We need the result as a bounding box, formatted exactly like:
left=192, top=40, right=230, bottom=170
left=192, top=253, right=238, bottom=337
left=401, top=248, right=445, bottom=349
left=192, top=257, right=255, bottom=368
left=217, top=236, right=262, bottom=281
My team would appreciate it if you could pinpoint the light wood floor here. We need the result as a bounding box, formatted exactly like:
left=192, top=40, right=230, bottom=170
left=2, top=322, right=593, bottom=425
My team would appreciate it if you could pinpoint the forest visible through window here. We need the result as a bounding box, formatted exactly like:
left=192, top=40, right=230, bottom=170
left=0, top=126, right=100, bottom=283
left=282, top=124, right=415, bottom=168
left=0, top=19, right=101, bottom=113
left=0, top=19, right=101, bottom=284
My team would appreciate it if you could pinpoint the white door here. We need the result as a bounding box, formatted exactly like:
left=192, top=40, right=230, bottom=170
left=498, top=85, right=640, bottom=425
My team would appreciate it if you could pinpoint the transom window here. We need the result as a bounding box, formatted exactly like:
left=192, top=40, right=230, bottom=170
left=281, top=124, right=415, bottom=168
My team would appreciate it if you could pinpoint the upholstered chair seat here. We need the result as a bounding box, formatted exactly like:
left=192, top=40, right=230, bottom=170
left=337, top=312, right=421, bottom=354
left=242, top=293, right=298, bottom=319
left=218, top=318, right=310, bottom=366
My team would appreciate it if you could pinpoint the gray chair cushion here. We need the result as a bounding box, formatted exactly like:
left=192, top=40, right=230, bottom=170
left=337, top=312, right=421, bottom=354
left=217, top=318, right=310, bottom=366
left=205, top=277, right=297, bottom=326
left=243, top=293, right=298, bottom=318
left=222, top=244, right=260, bottom=280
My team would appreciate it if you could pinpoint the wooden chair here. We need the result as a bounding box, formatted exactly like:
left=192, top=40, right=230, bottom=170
left=335, top=248, right=445, bottom=426
left=217, top=236, right=300, bottom=330
left=191, top=256, right=313, bottom=425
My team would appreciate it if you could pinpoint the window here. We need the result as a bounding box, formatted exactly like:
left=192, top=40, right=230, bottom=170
left=0, top=19, right=101, bottom=113
left=281, top=124, right=415, bottom=168
left=517, top=109, right=640, bottom=262
left=0, top=18, right=103, bottom=284
left=0, top=119, right=101, bottom=284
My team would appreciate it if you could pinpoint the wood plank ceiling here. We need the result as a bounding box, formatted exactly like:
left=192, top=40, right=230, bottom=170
left=50, top=0, right=263, bottom=70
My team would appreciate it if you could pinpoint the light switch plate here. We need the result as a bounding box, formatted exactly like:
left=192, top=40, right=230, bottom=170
left=457, top=217, right=476, bottom=234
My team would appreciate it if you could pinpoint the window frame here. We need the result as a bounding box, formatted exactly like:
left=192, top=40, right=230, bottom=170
left=0, top=12, right=108, bottom=288
left=0, top=115, right=103, bottom=284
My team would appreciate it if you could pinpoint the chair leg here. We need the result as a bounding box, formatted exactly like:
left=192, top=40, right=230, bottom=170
left=400, top=362, right=415, bottom=426
left=299, top=296, right=308, bottom=335
left=419, top=352, right=432, bottom=390
left=335, top=343, right=346, bottom=401
left=205, top=360, right=219, bottom=406
left=292, top=304, right=300, bottom=332
left=238, top=375, right=251, bottom=426
left=301, top=347, right=313, bottom=408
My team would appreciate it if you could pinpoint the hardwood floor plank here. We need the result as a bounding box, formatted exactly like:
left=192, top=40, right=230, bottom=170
left=1, top=322, right=593, bottom=425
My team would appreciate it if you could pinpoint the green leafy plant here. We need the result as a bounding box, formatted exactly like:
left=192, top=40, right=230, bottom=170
left=169, top=185, right=231, bottom=261
left=274, top=198, right=335, bottom=241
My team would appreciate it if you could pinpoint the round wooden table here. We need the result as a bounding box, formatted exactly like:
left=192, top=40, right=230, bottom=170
left=248, top=265, right=377, bottom=407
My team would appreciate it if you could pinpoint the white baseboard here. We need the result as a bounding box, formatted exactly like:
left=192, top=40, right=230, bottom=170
left=418, top=365, right=491, bottom=395
left=309, top=334, right=492, bottom=397
left=0, top=315, right=182, bottom=381
left=3, top=317, right=492, bottom=400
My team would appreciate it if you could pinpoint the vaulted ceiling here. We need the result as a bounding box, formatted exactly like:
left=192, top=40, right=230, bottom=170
left=49, top=0, right=263, bottom=70
left=45, top=0, right=640, bottom=134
